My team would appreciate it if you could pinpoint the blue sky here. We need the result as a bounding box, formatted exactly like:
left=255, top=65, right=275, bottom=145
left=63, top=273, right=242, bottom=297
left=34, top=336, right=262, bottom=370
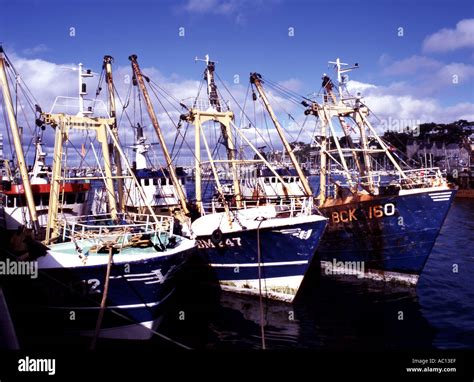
left=1, top=0, right=473, bottom=164
left=2, top=0, right=473, bottom=95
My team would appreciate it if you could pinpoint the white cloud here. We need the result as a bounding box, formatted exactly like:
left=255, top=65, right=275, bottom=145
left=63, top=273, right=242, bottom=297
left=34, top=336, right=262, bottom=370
left=346, top=80, right=376, bottom=93
left=183, top=0, right=239, bottom=15
left=277, top=78, right=303, bottom=92
left=347, top=80, right=474, bottom=129
left=423, top=18, right=474, bottom=53
left=383, top=55, right=441, bottom=76
left=22, top=44, right=49, bottom=56
left=436, top=62, right=474, bottom=84
left=181, top=0, right=280, bottom=25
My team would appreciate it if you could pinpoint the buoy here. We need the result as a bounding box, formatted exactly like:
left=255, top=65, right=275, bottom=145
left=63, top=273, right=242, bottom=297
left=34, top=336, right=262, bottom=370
left=211, top=228, right=223, bottom=245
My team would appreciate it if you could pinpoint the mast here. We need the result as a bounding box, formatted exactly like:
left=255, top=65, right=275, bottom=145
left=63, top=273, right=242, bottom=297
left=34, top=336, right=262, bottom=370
left=196, top=55, right=242, bottom=208
left=354, top=109, right=375, bottom=192
left=0, top=47, right=39, bottom=233
left=250, top=73, right=313, bottom=196
left=129, top=54, right=189, bottom=214
left=318, top=115, right=328, bottom=205
left=103, top=55, right=124, bottom=212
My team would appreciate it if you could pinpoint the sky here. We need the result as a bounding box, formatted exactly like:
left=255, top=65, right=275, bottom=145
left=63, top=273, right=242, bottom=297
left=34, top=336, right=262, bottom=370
left=0, top=0, right=473, bottom=165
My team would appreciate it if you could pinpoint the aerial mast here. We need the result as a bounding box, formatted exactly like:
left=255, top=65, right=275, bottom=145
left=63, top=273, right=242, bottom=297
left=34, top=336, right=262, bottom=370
left=129, top=54, right=189, bottom=214
left=0, top=47, right=39, bottom=234
left=250, top=73, right=313, bottom=196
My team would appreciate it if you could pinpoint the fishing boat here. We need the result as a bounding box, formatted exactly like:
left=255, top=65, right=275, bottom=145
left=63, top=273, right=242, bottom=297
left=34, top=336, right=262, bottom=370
left=124, top=54, right=327, bottom=301
left=18, top=212, right=195, bottom=340
left=304, top=59, right=456, bottom=284
left=232, top=60, right=456, bottom=285
left=0, top=138, right=90, bottom=232
left=123, top=124, right=188, bottom=215
left=0, top=48, right=90, bottom=237
left=180, top=56, right=328, bottom=300
left=2, top=54, right=196, bottom=342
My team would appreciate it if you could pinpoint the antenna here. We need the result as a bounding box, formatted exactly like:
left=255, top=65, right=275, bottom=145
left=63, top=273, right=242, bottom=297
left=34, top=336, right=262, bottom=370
left=328, top=58, right=359, bottom=99
left=58, top=64, right=98, bottom=116
left=195, top=54, right=217, bottom=66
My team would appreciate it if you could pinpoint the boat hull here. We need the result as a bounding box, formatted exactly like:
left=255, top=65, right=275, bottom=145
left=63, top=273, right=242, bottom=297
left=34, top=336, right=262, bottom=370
left=5, top=237, right=195, bottom=340
left=195, top=217, right=327, bottom=300
left=317, top=187, right=456, bottom=284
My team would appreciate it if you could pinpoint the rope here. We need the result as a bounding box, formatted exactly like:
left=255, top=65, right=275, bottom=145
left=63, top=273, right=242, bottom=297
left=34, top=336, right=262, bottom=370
left=256, top=217, right=266, bottom=350
left=90, top=245, right=114, bottom=349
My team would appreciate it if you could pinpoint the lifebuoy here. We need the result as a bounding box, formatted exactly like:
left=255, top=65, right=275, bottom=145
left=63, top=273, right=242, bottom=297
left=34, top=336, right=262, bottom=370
left=211, top=228, right=223, bottom=245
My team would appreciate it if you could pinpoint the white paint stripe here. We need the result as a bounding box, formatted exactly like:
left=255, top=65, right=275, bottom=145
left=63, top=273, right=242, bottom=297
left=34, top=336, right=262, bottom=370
left=125, top=277, right=159, bottom=282
left=50, top=301, right=162, bottom=310
left=432, top=198, right=450, bottom=202
left=110, top=272, right=155, bottom=279
left=428, top=192, right=452, bottom=196
left=210, top=260, right=308, bottom=267
left=144, top=280, right=162, bottom=284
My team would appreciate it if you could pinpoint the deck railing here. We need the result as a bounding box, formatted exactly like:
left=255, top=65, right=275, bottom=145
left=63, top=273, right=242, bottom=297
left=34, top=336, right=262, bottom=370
left=58, top=212, right=174, bottom=242
left=201, top=196, right=315, bottom=218
left=398, top=167, right=445, bottom=188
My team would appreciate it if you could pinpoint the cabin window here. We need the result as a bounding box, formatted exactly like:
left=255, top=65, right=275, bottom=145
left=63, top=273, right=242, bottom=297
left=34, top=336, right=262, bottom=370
left=6, top=196, right=14, bottom=208
left=271, top=178, right=277, bottom=184
left=34, top=194, right=41, bottom=206
left=17, top=195, right=27, bottom=207
left=77, top=193, right=85, bottom=203
left=41, top=194, right=49, bottom=206
left=143, top=179, right=149, bottom=186
left=153, top=178, right=158, bottom=186
left=65, top=193, right=75, bottom=205
left=264, top=178, right=270, bottom=184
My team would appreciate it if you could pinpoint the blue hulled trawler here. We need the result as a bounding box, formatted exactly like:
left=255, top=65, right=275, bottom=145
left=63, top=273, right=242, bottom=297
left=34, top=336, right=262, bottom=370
left=223, top=60, right=455, bottom=285
left=304, top=59, right=456, bottom=284
left=126, top=54, right=328, bottom=301
left=1, top=53, right=196, bottom=341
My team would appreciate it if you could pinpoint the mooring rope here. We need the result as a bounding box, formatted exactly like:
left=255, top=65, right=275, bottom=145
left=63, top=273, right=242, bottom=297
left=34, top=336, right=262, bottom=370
left=256, top=217, right=266, bottom=350
left=90, top=245, right=114, bottom=350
